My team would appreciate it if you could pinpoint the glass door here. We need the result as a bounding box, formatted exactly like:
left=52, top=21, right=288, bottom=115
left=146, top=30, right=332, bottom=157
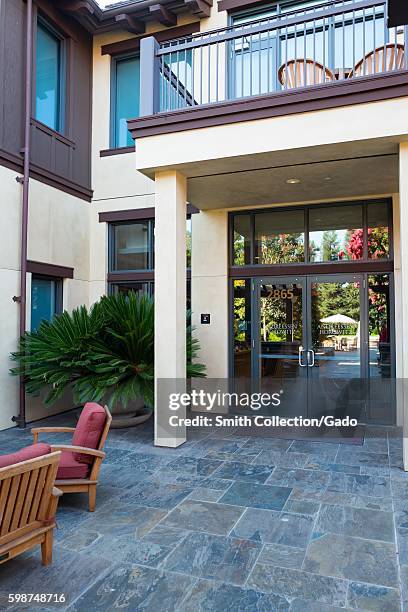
left=254, top=277, right=308, bottom=416
left=306, top=275, right=366, bottom=421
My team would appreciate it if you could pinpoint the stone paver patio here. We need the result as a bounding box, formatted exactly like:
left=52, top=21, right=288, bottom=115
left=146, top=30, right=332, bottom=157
left=0, top=412, right=407, bottom=611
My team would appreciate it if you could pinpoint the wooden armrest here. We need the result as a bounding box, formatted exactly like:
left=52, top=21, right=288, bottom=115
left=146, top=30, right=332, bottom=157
left=32, top=427, right=75, bottom=443
left=50, top=444, right=106, bottom=459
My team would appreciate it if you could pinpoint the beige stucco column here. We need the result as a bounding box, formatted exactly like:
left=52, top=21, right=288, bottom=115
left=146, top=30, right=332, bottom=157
left=399, top=143, right=408, bottom=470
left=154, top=170, right=187, bottom=447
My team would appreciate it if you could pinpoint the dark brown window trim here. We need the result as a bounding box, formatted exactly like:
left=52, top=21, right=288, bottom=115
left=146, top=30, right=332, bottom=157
left=99, top=204, right=199, bottom=223
left=108, top=272, right=154, bottom=282
left=101, top=22, right=201, bottom=57
left=229, top=260, right=394, bottom=278
left=0, top=150, right=93, bottom=202
left=128, top=71, right=408, bottom=139
left=27, top=261, right=74, bottom=279
left=100, top=146, right=134, bottom=157
left=108, top=270, right=192, bottom=282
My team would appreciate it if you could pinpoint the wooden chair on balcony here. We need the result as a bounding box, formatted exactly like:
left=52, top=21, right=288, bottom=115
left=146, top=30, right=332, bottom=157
left=32, top=403, right=112, bottom=512
left=349, top=43, right=405, bottom=78
left=278, top=59, right=335, bottom=89
left=0, top=445, right=62, bottom=566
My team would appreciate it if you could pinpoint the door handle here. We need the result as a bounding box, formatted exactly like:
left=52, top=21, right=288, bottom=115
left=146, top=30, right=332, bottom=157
left=298, top=346, right=307, bottom=367
left=307, top=349, right=315, bottom=367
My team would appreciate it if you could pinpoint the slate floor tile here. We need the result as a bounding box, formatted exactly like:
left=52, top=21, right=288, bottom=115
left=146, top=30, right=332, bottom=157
left=122, top=481, right=193, bottom=509
left=231, top=508, right=314, bottom=548
left=247, top=564, right=348, bottom=607
left=288, top=441, right=339, bottom=460
left=77, top=501, right=167, bottom=537
left=267, top=468, right=331, bottom=492
left=257, top=544, right=306, bottom=569
left=142, top=525, right=189, bottom=547
left=315, top=504, right=395, bottom=542
left=213, top=461, right=274, bottom=483
left=282, top=499, right=320, bottom=516
left=289, top=600, right=353, bottom=611
left=180, top=579, right=290, bottom=611
left=303, top=459, right=360, bottom=475
left=69, top=564, right=195, bottom=612
left=253, top=450, right=308, bottom=468
left=0, top=546, right=111, bottom=610
left=335, top=448, right=389, bottom=468
left=77, top=533, right=173, bottom=568
left=347, top=581, right=401, bottom=612
left=187, top=486, right=225, bottom=502
left=327, top=472, right=391, bottom=497
left=219, top=482, right=292, bottom=510
left=203, top=449, right=257, bottom=464
left=164, top=532, right=262, bottom=585
left=303, top=533, right=398, bottom=587
left=160, top=499, right=244, bottom=535
left=165, top=456, right=222, bottom=477
left=242, top=438, right=294, bottom=452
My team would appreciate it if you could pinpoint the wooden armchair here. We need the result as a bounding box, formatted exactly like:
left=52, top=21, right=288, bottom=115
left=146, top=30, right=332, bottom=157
left=0, top=449, right=61, bottom=566
left=278, top=59, right=335, bottom=89
left=32, top=403, right=112, bottom=512
left=349, top=43, right=405, bottom=78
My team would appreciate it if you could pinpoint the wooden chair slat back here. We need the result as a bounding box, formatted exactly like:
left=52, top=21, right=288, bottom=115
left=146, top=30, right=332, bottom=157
left=278, top=59, right=335, bottom=89
left=0, top=452, right=60, bottom=538
left=351, top=44, right=405, bottom=77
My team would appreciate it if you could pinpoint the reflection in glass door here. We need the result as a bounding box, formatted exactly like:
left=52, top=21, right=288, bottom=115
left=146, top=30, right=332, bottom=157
left=255, top=278, right=307, bottom=416
left=307, top=276, right=365, bottom=421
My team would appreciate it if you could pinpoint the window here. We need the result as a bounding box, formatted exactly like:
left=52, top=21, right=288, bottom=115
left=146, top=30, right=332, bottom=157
left=230, top=200, right=392, bottom=266
left=31, top=276, right=62, bottom=332
left=108, top=218, right=193, bottom=294
left=112, top=56, right=140, bottom=148
left=35, top=20, right=64, bottom=132
left=111, top=221, right=152, bottom=272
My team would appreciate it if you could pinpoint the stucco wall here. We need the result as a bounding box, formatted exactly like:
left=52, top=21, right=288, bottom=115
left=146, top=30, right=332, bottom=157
left=0, top=165, right=91, bottom=430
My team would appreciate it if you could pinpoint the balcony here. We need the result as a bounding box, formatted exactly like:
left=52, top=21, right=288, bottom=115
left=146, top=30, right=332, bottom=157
left=130, top=0, right=408, bottom=138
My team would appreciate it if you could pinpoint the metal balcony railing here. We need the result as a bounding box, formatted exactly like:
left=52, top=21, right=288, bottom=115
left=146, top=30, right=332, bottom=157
left=139, top=0, right=407, bottom=116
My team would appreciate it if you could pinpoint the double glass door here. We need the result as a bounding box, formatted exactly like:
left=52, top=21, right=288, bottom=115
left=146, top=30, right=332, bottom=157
left=254, top=274, right=367, bottom=420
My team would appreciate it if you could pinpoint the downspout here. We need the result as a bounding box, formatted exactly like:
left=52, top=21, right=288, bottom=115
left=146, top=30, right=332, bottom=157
left=13, top=0, right=33, bottom=428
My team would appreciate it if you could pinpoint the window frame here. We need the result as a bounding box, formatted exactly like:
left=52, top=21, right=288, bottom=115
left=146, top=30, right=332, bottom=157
left=30, top=274, right=63, bottom=332
left=229, top=199, right=393, bottom=268
left=35, top=16, right=67, bottom=134
left=110, top=53, right=140, bottom=149
left=109, top=218, right=155, bottom=274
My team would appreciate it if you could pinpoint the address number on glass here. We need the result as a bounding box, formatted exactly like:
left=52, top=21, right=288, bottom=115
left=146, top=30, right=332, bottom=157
left=266, top=288, right=294, bottom=299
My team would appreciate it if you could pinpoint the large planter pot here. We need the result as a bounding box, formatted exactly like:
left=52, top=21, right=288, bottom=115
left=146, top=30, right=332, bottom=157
left=109, top=397, right=152, bottom=429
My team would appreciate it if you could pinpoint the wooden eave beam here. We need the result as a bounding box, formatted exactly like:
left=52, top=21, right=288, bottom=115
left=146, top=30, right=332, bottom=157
left=149, top=4, right=177, bottom=26
left=184, top=0, right=212, bottom=18
left=115, top=13, right=145, bottom=34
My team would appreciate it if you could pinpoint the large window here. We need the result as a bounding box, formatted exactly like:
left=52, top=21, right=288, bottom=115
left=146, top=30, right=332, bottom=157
left=231, top=200, right=392, bottom=266
left=108, top=218, right=193, bottom=295
left=31, top=276, right=62, bottom=332
left=112, top=56, right=140, bottom=148
left=35, top=20, right=64, bottom=132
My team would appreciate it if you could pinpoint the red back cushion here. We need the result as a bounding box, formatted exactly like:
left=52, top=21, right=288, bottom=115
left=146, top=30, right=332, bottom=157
left=72, top=403, right=106, bottom=464
left=0, top=443, right=51, bottom=468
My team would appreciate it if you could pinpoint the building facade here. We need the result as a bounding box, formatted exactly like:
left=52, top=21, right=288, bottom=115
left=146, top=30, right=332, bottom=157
left=1, top=0, right=407, bottom=459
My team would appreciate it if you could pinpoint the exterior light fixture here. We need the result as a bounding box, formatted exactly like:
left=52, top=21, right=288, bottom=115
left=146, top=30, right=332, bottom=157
left=286, top=178, right=300, bottom=184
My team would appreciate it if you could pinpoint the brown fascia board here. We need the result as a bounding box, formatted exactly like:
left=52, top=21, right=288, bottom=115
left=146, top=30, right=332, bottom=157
left=55, top=0, right=209, bottom=33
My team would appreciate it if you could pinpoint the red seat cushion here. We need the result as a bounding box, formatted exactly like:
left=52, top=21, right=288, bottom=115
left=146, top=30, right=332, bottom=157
left=56, top=451, right=90, bottom=480
left=72, top=402, right=106, bottom=464
left=0, top=443, right=51, bottom=468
